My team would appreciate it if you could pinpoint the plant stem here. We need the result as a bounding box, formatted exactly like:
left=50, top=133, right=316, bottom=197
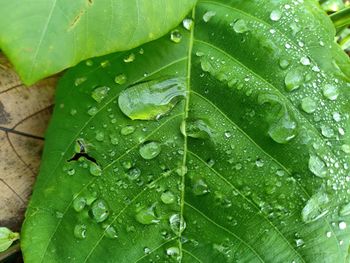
left=0, top=243, right=21, bottom=261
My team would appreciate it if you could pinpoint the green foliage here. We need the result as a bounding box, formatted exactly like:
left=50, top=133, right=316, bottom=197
left=0, top=227, right=19, bottom=253
left=21, top=0, right=350, bottom=262
left=0, top=0, right=196, bottom=85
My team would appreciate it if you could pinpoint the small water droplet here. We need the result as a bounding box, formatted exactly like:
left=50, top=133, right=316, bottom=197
left=269, top=112, right=298, bottom=144
left=285, top=69, right=304, bottom=91
left=120, top=125, right=136, bottom=136
left=255, top=159, right=264, bottom=167
left=182, top=18, right=193, bottom=30
left=166, top=246, right=180, bottom=257
left=339, top=221, right=347, bottom=230
left=170, top=30, right=182, bottom=43
left=270, top=10, right=282, bottom=21
left=332, top=112, right=341, bottom=122
left=295, top=238, right=304, bottom=247
left=124, top=53, right=135, bottom=63
left=75, top=77, right=87, bottom=86
left=135, top=204, right=159, bottom=225
left=203, top=11, right=216, bottom=22
left=321, top=125, right=334, bottom=138
left=161, top=191, right=176, bottom=204
left=300, top=57, right=311, bottom=66
left=308, top=155, right=326, bottom=178
left=139, top=141, right=161, bottom=160
left=73, top=197, right=87, bottom=212
left=91, top=86, right=110, bottom=103
left=279, top=58, right=290, bottom=69
left=127, top=167, right=141, bottom=180
left=115, top=74, right=127, bottom=85
left=74, top=224, right=87, bottom=239
left=192, top=178, right=210, bottom=196
left=89, top=163, right=102, bottom=177
left=323, top=84, right=339, bottom=100
left=301, top=97, right=317, bottom=114
left=232, top=19, right=249, bottom=33
left=95, top=131, right=105, bottom=141
left=181, top=119, right=212, bottom=139
left=87, top=106, right=98, bottom=116
left=105, top=226, right=118, bottom=239
left=90, top=199, right=109, bottom=223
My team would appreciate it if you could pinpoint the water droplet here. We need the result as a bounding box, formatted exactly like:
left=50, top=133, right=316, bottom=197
left=105, top=226, right=118, bottom=239
left=203, top=11, right=216, bottom=22
left=269, top=112, right=298, bottom=144
left=166, top=246, right=180, bottom=257
left=89, top=163, right=102, bottom=177
left=341, top=144, right=350, bottom=153
left=323, top=84, right=339, bottom=100
left=115, top=74, right=127, bottom=85
left=75, top=77, right=87, bottom=86
left=302, top=192, right=329, bottom=223
left=70, top=109, right=77, bottom=116
left=127, top=167, right=141, bottom=180
left=100, top=60, right=110, bottom=68
left=232, top=19, right=249, bottom=33
left=301, top=97, right=317, bottom=114
left=308, top=155, right=327, bottom=178
left=279, top=59, right=290, bottom=69
left=86, top=60, right=93, bottom=66
left=321, top=125, right=334, bottom=138
left=170, top=30, right=182, bottom=43
left=139, top=141, right=161, bottom=160
left=181, top=119, right=212, bottom=139
left=270, top=10, right=282, bottom=21
left=73, top=197, right=87, bottom=212
left=295, top=239, right=304, bottom=247
left=255, top=159, right=264, bottom=167
left=87, top=106, right=98, bottom=116
left=192, top=178, right=210, bottom=196
left=67, top=168, right=75, bottom=176
left=340, top=202, right=350, bottom=216
left=169, top=214, right=186, bottom=235
left=332, top=112, right=341, bottom=122
left=124, top=53, right=135, bottom=63
left=91, top=86, right=110, bottom=103
left=74, top=224, right=87, bottom=239
left=118, top=77, right=186, bottom=120
left=285, top=69, right=304, bottom=91
left=135, top=204, right=159, bottom=225
left=326, top=231, right=332, bottom=238
left=300, top=57, right=311, bottom=66
left=161, top=191, right=176, bottom=204
left=90, top=199, right=109, bottom=223
left=339, top=221, right=347, bottom=230
left=120, top=125, right=135, bottom=136
left=95, top=131, right=104, bottom=141
left=182, top=18, right=193, bottom=30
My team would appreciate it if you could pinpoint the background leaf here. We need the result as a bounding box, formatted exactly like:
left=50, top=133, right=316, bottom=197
left=22, top=0, right=350, bottom=262
left=0, top=0, right=196, bottom=85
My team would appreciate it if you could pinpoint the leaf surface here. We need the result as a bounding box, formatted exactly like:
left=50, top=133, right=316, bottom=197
left=0, top=0, right=196, bottom=85
left=22, top=0, right=350, bottom=262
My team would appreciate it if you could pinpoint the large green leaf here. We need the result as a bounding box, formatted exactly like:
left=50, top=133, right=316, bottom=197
left=22, top=0, right=350, bottom=262
left=0, top=0, right=196, bottom=85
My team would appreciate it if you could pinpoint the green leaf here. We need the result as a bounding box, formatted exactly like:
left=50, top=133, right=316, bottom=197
left=0, top=227, right=19, bottom=252
left=330, top=6, right=350, bottom=30
left=0, top=0, right=196, bottom=85
left=22, top=0, right=350, bottom=262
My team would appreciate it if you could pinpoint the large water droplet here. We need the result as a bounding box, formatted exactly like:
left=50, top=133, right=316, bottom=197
left=181, top=119, right=212, bottom=139
left=91, top=86, right=110, bottom=103
left=323, top=84, right=339, bottom=100
left=170, top=30, right=182, bottom=43
left=127, top=167, right=141, bottom=180
left=139, top=141, right=161, bottom=160
left=232, top=19, right=249, bottom=33
left=169, top=214, right=186, bottom=235
left=166, top=246, right=180, bottom=257
left=270, top=10, right=282, bottom=21
left=105, top=226, right=118, bottom=239
left=182, top=18, right=193, bottom=30
left=302, top=192, right=329, bottom=223
left=90, top=163, right=102, bottom=177
left=340, top=203, right=350, bottom=216
left=308, top=155, right=327, bottom=178
left=135, top=204, right=159, bottom=225
left=118, top=77, right=186, bottom=120
left=285, top=69, right=304, bottom=91
left=203, top=11, right=216, bottom=22
left=74, top=224, right=87, bottom=239
left=90, top=199, right=109, bottom=223
left=301, top=97, right=317, bottom=114
left=115, top=74, right=127, bottom=85
left=161, top=191, right=176, bottom=204
left=269, top=112, right=298, bottom=144
left=73, top=197, right=87, bottom=212
left=192, top=178, right=210, bottom=196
